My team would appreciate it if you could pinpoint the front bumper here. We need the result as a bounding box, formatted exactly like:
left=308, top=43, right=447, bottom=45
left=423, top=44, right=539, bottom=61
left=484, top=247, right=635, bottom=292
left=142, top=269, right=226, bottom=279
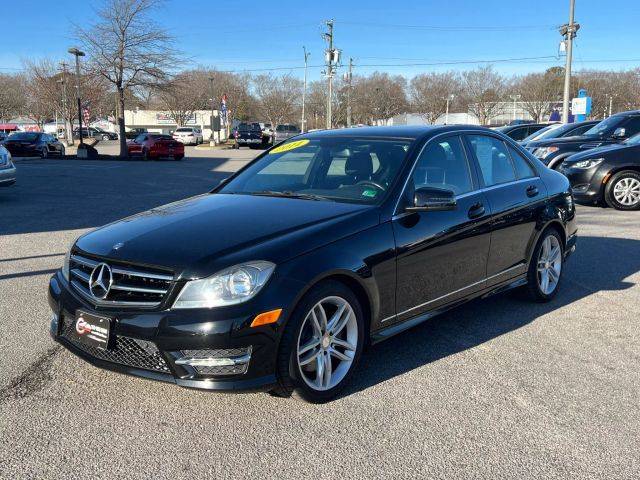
left=559, top=164, right=606, bottom=204
left=47, top=271, right=295, bottom=392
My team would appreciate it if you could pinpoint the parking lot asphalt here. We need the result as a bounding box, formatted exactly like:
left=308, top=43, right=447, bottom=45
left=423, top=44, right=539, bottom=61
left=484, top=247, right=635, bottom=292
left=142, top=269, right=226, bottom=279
left=0, top=150, right=639, bottom=479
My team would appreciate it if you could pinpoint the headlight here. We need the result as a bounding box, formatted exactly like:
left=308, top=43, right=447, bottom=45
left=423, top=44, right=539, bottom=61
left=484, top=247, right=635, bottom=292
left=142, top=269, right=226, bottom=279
left=173, top=261, right=275, bottom=309
left=533, top=146, right=559, bottom=159
left=62, top=249, right=71, bottom=281
left=571, top=158, right=604, bottom=169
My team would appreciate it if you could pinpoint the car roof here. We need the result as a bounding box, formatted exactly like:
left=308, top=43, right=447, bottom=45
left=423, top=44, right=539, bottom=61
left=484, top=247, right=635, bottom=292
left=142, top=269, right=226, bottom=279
left=301, top=124, right=494, bottom=141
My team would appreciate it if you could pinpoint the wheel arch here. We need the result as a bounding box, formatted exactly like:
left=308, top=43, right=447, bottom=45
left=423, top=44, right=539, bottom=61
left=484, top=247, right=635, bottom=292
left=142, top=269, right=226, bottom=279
left=526, top=218, right=567, bottom=266
left=282, top=269, right=375, bottom=341
left=547, top=152, right=576, bottom=170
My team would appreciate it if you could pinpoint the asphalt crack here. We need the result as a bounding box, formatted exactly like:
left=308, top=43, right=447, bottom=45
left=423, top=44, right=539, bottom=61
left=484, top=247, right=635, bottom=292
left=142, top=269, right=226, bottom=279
left=0, top=345, right=61, bottom=404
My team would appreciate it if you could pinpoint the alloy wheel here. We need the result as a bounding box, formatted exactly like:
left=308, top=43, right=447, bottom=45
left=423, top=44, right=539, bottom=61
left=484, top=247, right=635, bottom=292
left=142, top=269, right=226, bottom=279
left=613, top=177, right=640, bottom=207
left=296, top=296, right=358, bottom=391
left=537, top=235, right=562, bottom=295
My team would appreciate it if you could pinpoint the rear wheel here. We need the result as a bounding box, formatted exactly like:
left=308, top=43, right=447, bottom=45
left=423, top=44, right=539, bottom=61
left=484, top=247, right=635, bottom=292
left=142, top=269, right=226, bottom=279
left=174, top=155, right=184, bottom=161
left=605, top=170, right=640, bottom=210
left=142, top=148, right=150, bottom=161
left=524, top=228, right=564, bottom=302
left=102, top=134, right=110, bottom=141
left=271, top=281, right=364, bottom=403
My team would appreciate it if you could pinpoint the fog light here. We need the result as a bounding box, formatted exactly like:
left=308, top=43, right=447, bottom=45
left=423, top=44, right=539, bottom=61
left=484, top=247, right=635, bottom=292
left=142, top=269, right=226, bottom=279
left=175, top=346, right=252, bottom=375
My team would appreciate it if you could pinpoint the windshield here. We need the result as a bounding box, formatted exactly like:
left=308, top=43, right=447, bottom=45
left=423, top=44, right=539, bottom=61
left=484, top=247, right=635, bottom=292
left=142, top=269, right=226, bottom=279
left=9, top=132, right=39, bottom=141
left=151, top=135, right=174, bottom=140
left=582, top=117, right=624, bottom=137
left=176, top=128, right=192, bottom=132
left=219, top=137, right=413, bottom=204
left=522, top=125, right=554, bottom=142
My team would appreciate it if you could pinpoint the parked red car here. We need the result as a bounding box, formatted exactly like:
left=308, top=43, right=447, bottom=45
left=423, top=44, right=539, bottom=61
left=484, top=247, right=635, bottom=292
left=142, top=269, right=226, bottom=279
left=127, top=133, right=184, bottom=160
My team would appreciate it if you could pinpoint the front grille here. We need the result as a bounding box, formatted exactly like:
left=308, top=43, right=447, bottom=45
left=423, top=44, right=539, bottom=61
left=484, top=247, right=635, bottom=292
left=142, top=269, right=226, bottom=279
left=61, top=316, right=170, bottom=373
left=69, top=253, right=173, bottom=308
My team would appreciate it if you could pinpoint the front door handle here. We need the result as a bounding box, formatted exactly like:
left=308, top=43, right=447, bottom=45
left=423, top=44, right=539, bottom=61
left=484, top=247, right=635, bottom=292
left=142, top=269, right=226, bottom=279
left=526, top=185, right=539, bottom=198
left=468, top=202, right=485, bottom=219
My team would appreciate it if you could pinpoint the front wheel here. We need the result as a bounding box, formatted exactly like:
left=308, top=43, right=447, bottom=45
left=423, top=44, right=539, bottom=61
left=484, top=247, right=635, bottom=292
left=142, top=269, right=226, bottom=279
left=605, top=170, right=640, bottom=210
left=102, top=135, right=110, bottom=141
left=524, top=228, right=564, bottom=302
left=272, top=281, right=364, bottom=403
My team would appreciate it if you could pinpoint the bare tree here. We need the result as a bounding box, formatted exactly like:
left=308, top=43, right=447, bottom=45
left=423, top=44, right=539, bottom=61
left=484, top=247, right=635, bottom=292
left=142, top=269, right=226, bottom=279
left=410, top=72, right=460, bottom=124
left=253, top=73, right=302, bottom=129
left=0, top=74, right=27, bottom=123
left=511, top=68, right=564, bottom=122
left=460, top=66, right=506, bottom=125
left=157, top=72, right=202, bottom=127
left=351, top=72, right=407, bottom=125
left=75, top=0, right=180, bottom=156
left=24, top=59, right=109, bottom=142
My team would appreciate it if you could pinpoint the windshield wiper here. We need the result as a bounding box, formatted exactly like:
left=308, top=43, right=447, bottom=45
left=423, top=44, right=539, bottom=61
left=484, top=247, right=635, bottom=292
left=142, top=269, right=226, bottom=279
left=249, top=191, right=333, bottom=202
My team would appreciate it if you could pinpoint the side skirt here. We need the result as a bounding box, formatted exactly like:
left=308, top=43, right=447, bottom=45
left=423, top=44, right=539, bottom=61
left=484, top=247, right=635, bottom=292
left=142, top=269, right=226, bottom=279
left=370, top=274, right=528, bottom=344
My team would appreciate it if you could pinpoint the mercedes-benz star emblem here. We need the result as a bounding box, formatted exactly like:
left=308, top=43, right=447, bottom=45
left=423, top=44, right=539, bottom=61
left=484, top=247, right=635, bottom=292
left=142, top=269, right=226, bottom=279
left=89, top=263, right=113, bottom=299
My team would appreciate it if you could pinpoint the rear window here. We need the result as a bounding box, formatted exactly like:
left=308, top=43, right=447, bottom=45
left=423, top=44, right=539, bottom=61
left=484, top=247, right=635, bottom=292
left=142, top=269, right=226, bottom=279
left=9, top=132, right=39, bottom=141
left=175, top=128, right=192, bottom=132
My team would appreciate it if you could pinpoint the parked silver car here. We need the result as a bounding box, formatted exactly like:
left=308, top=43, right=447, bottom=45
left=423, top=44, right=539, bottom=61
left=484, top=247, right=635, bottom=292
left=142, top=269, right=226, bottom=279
left=0, top=145, right=16, bottom=187
left=273, top=124, right=300, bottom=144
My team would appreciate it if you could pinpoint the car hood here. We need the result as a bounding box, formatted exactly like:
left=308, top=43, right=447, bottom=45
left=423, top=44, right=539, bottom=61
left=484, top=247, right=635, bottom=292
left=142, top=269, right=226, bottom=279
left=527, top=135, right=616, bottom=149
left=75, top=193, right=378, bottom=279
left=564, top=143, right=638, bottom=162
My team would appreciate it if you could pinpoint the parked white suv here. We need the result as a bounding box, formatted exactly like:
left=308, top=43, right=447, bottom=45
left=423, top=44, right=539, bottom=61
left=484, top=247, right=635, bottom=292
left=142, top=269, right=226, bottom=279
left=172, top=127, right=203, bottom=145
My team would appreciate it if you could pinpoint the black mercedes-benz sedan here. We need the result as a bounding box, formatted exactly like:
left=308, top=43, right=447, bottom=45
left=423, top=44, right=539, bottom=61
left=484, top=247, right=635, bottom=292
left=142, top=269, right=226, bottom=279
left=48, top=125, right=577, bottom=402
left=4, top=132, right=65, bottom=158
left=560, top=132, right=640, bottom=210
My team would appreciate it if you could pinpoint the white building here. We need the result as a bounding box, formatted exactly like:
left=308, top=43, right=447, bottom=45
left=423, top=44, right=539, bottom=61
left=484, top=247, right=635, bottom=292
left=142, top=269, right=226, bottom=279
left=124, top=109, right=225, bottom=139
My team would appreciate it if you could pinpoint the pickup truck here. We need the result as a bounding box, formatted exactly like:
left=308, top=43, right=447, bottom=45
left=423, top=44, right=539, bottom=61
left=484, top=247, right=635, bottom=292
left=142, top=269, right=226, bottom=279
left=233, top=122, right=265, bottom=149
left=125, top=128, right=148, bottom=140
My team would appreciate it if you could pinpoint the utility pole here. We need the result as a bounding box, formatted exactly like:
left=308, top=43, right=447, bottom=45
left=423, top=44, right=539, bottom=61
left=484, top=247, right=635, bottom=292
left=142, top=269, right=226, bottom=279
left=322, top=19, right=338, bottom=130
left=301, top=46, right=310, bottom=133
left=560, top=0, right=579, bottom=124
left=68, top=47, right=86, bottom=145
left=607, top=94, right=614, bottom=118
left=344, top=57, right=353, bottom=127
left=58, top=62, right=72, bottom=146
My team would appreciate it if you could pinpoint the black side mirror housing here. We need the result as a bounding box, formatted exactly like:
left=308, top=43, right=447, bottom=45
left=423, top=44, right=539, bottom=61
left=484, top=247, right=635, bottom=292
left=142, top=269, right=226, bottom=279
left=406, top=187, right=457, bottom=212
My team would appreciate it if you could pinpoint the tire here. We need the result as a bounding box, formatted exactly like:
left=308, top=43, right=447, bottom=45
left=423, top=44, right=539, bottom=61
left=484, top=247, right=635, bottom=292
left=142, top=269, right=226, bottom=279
left=174, top=155, right=184, bottom=161
left=60, top=147, right=66, bottom=157
left=102, top=135, right=110, bottom=141
left=142, top=148, right=150, bottom=161
left=524, top=228, right=564, bottom=302
left=604, top=170, right=640, bottom=211
left=40, top=148, right=48, bottom=159
left=271, top=280, right=365, bottom=403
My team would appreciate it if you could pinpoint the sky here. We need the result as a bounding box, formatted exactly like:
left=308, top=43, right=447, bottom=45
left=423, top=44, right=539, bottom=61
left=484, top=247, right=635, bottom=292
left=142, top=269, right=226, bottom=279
left=2, top=0, right=639, bottom=82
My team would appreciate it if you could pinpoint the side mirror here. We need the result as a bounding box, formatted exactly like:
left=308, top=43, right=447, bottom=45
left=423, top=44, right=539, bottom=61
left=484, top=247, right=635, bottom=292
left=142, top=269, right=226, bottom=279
left=612, top=127, right=626, bottom=138
left=406, top=187, right=457, bottom=212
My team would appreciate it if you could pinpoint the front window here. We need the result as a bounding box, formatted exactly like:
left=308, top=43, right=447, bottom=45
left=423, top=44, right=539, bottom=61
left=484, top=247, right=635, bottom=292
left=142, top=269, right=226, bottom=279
left=624, top=133, right=640, bottom=145
left=219, top=137, right=413, bottom=204
left=582, top=117, right=624, bottom=137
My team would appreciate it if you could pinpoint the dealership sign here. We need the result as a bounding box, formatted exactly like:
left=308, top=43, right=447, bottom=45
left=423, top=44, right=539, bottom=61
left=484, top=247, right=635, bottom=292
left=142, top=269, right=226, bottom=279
left=155, top=112, right=196, bottom=125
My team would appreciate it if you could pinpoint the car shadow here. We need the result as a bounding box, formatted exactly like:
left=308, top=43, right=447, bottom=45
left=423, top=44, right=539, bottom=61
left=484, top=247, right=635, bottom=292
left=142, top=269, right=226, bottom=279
left=0, top=156, right=236, bottom=235
left=341, top=235, right=640, bottom=398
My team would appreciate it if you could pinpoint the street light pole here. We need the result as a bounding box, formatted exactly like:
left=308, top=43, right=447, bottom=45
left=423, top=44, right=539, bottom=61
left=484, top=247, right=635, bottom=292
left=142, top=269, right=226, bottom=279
left=301, top=47, right=310, bottom=133
left=560, top=0, right=578, bottom=124
left=443, top=94, right=455, bottom=125
left=510, top=94, right=521, bottom=123
left=209, top=77, right=216, bottom=144
left=68, top=47, right=86, bottom=145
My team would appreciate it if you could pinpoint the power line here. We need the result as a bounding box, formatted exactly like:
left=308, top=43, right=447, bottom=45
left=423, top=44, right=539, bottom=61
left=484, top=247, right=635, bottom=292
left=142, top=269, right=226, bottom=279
left=336, top=20, right=557, bottom=31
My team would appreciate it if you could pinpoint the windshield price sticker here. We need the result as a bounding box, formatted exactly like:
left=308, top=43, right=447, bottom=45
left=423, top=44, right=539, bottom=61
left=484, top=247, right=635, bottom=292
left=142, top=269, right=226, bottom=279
left=269, top=139, right=310, bottom=154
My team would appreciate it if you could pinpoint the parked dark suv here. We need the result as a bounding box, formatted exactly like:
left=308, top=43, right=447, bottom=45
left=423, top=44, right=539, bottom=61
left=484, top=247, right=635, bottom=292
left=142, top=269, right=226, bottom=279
left=527, top=111, right=640, bottom=169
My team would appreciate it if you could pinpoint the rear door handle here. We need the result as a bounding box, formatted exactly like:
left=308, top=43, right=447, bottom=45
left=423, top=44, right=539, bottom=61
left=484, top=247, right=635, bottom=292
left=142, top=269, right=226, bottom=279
left=526, top=185, right=539, bottom=198
left=468, top=202, right=485, bottom=219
